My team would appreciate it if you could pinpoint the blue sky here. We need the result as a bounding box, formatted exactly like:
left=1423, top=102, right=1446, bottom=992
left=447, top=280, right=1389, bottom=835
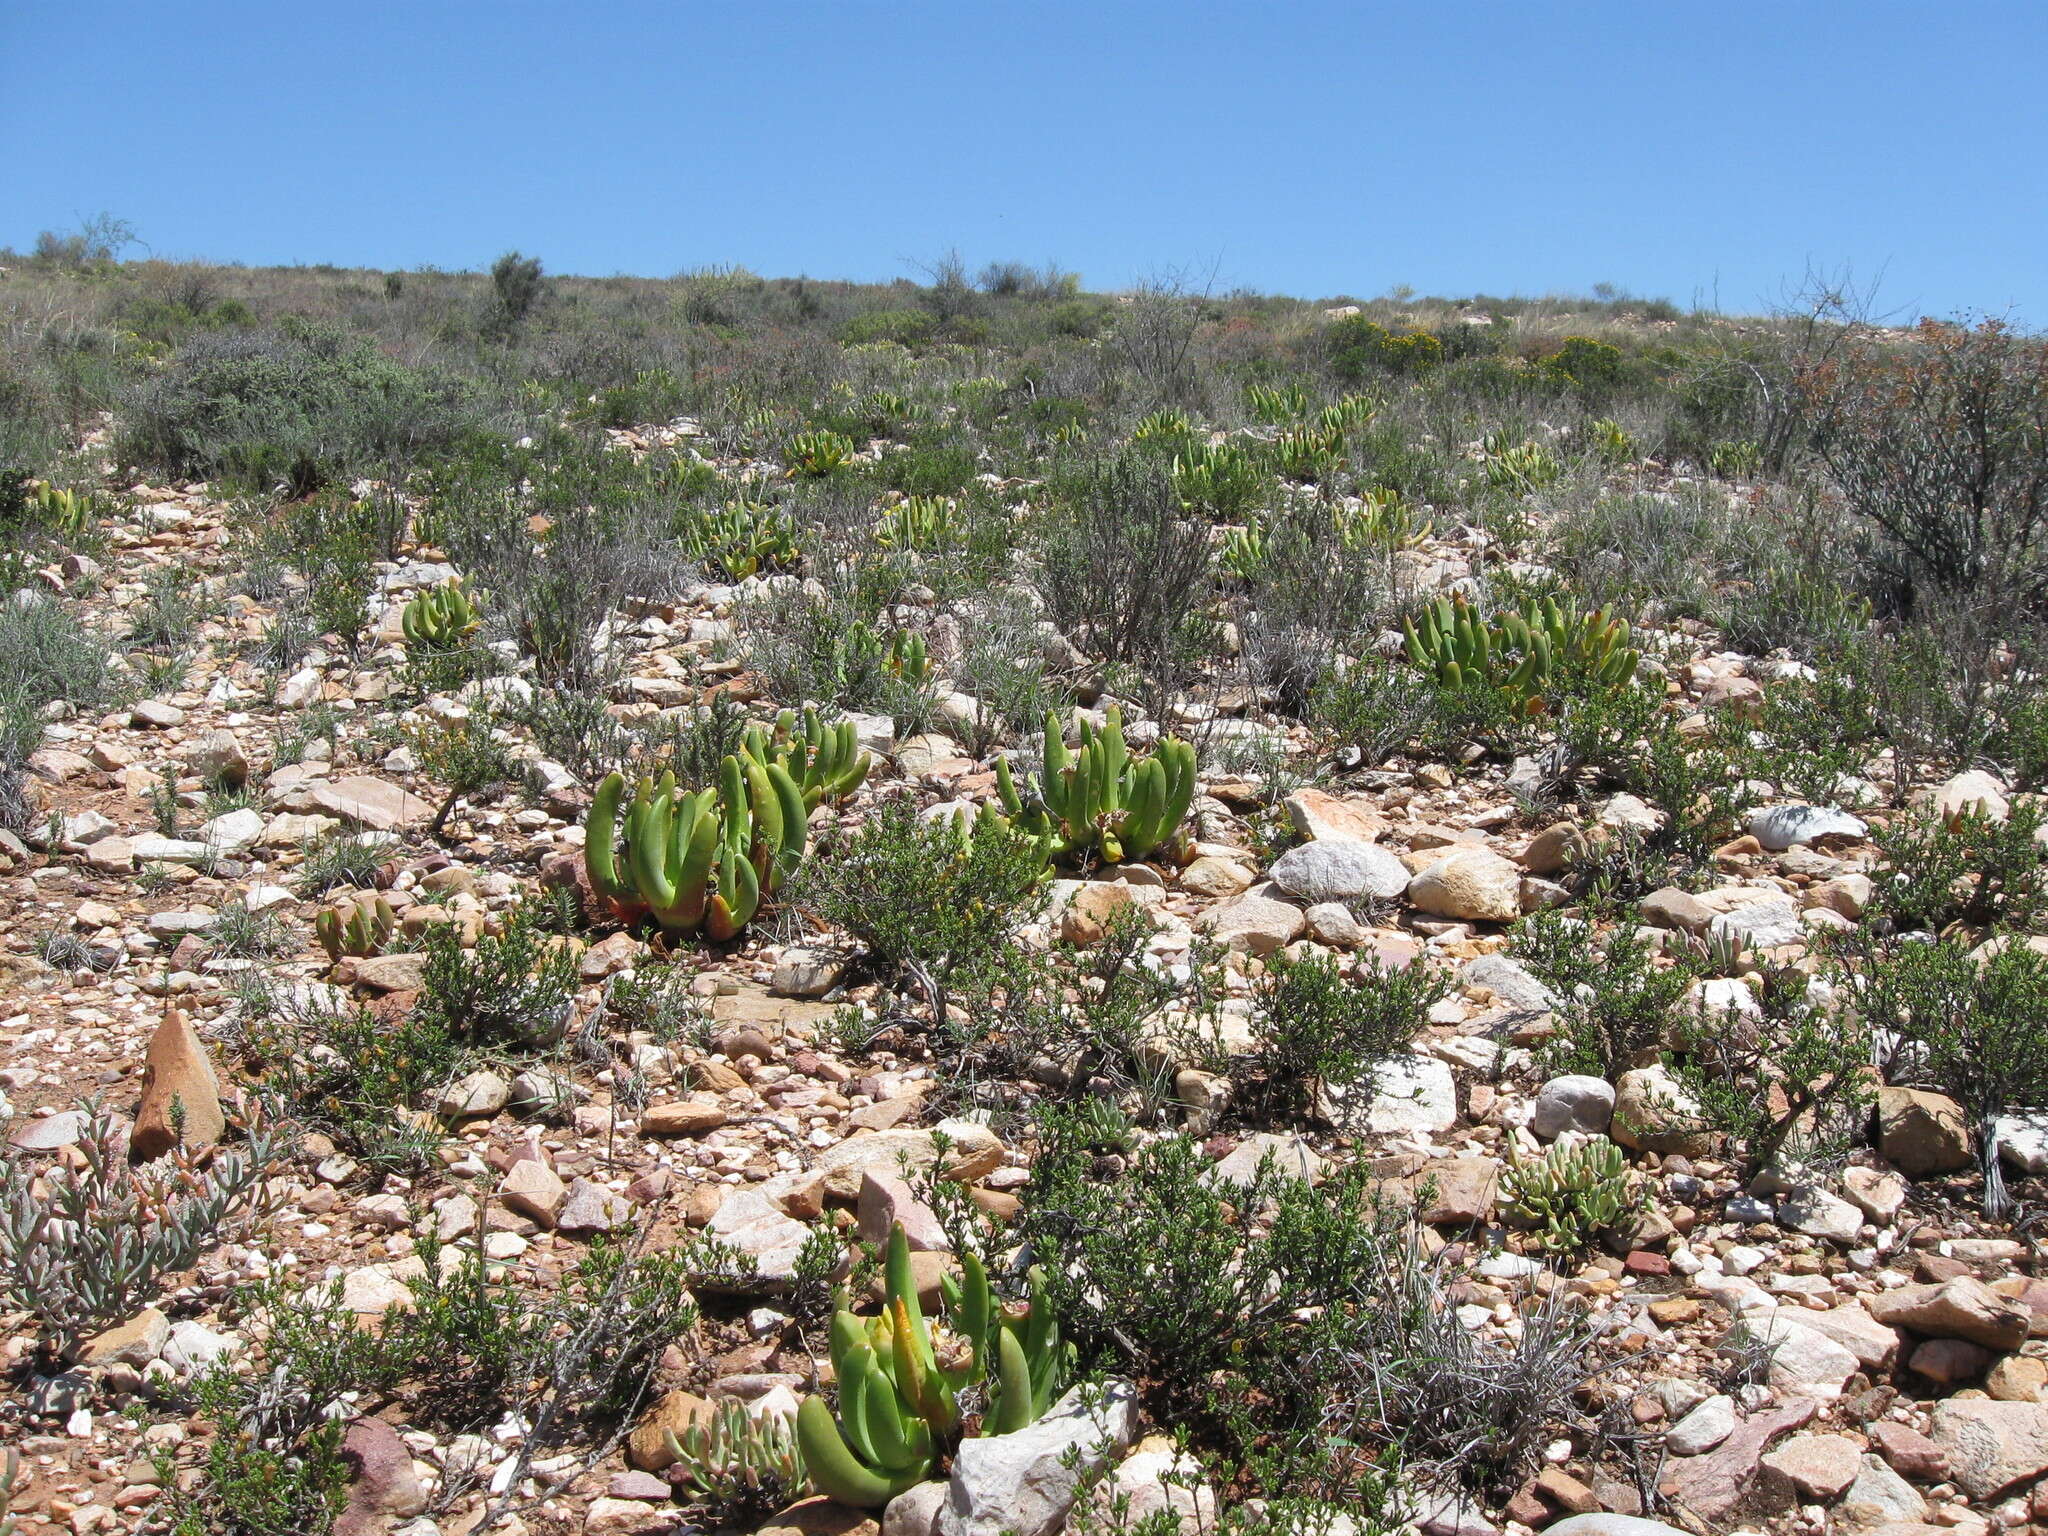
left=6, top=1, right=2044, bottom=320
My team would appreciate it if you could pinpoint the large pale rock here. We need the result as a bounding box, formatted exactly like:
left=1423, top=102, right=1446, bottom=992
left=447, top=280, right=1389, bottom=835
left=1866, top=1276, right=2029, bottom=1351
left=131, top=1008, right=226, bottom=1159
left=1611, top=1065, right=1715, bottom=1157
left=558, top=1176, right=633, bottom=1234
left=1705, top=895, right=1804, bottom=951
left=1640, top=886, right=1714, bottom=935
left=883, top=1482, right=950, bottom=1536
left=1179, top=856, right=1254, bottom=898
left=1994, top=1111, right=2048, bottom=1174
left=1284, top=788, right=1388, bottom=843
left=641, top=1101, right=727, bottom=1136
left=200, top=806, right=266, bottom=854
left=940, top=1381, right=1140, bottom=1536
left=773, top=947, right=850, bottom=998
left=499, top=1160, right=567, bottom=1228
left=301, top=775, right=434, bottom=831
left=813, top=1124, right=1004, bottom=1200
left=1790, top=1304, right=1902, bottom=1372
left=1929, top=1399, right=2048, bottom=1499
left=333, top=1416, right=428, bottom=1536
left=703, top=1181, right=813, bottom=1286
left=1419, top=1156, right=1498, bottom=1224
left=1545, top=1520, right=1691, bottom=1536
left=1362, top=1055, right=1459, bottom=1136
left=431, top=1069, right=509, bottom=1119
left=1530, top=1075, right=1615, bottom=1139
left=1835, top=1455, right=1927, bottom=1526
left=627, top=1390, right=715, bottom=1471
left=1759, top=1433, right=1863, bottom=1501
left=1666, top=1395, right=1735, bottom=1456
left=1744, top=804, right=1867, bottom=851
left=1928, top=769, right=2009, bottom=825
left=1876, top=1087, right=1972, bottom=1176
left=186, top=729, right=251, bottom=786
left=858, top=1171, right=949, bottom=1251
left=1269, top=838, right=1409, bottom=904
left=1464, top=953, right=1560, bottom=1015
left=1060, top=881, right=1142, bottom=947
left=1211, top=1132, right=1326, bottom=1189
left=1090, top=1443, right=1218, bottom=1534
left=1407, top=849, right=1523, bottom=923
left=349, top=952, right=428, bottom=993
left=1194, top=887, right=1305, bottom=955
left=1742, top=1313, right=1861, bottom=1396
left=1842, top=1165, right=1908, bottom=1226
left=81, top=1307, right=170, bottom=1367
left=1775, top=1186, right=1864, bottom=1244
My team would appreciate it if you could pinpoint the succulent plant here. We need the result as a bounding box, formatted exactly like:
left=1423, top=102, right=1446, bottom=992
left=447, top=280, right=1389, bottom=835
left=1499, top=1135, right=1641, bottom=1255
left=664, top=1398, right=808, bottom=1517
left=739, top=707, right=871, bottom=810
left=400, top=578, right=482, bottom=652
left=1245, top=380, right=1313, bottom=425
left=787, top=429, right=856, bottom=478
left=1584, top=417, right=1638, bottom=466
left=884, top=629, right=933, bottom=685
left=994, top=707, right=1197, bottom=868
left=1171, top=440, right=1267, bottom=518
left=27, top=480, right=97, bottom=538
left=980, top=1262, right=1072, bottom=1435
left=1327, top=487, right=1416, bottom=552
left=678, top=499, right=800, bottom=580
left=874, top=495, right=962, bottom=553
left=583, top=754, right=807, bottom=940
left=795, top=1223, right=1070, bottom=1508
left=1318, top=393, right=1378, bottom=436
left=1217, top=521, right=1269, bottom=582
left=1402, top=593, right=1638, bottom=715
left=1131, top=408, right=1195, bottom=442
left=1482, top=433, right=1562, bottom=494
left=313, top=892, right=397, bottom=962
left=0, top=1100, right=277, bottom=1361
left=1269, top=421, right=1344, bottom=483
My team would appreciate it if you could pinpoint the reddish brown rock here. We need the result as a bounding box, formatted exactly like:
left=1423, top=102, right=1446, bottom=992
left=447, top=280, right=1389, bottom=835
left=1869, top=1421, right=1948, bottom=1481
left=1661, top=1397, right=1818, bottom=1522
left=131, top=1007, right=226, bottom=1160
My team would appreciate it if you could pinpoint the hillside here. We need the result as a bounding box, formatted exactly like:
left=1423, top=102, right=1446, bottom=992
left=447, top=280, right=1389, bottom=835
left=1, top=248, right=2047, bottom=1536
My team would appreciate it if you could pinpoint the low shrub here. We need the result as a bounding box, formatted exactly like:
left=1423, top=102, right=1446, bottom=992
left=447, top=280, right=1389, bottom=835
left=0, top=1101, right=278, bottom=1362
left=118, top=319, right=475, bottom=494
left=1020, top=1119, right=1610, bottom=1503
left=1512, top=906, right=1695, bottom=1077
left=1233, top=952, right=1445, bottom=1124
left=1850, top=935, right=2048, bottom=1215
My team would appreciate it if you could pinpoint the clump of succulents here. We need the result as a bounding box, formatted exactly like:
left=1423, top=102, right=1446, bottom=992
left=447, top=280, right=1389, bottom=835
left=1403, top=592, right=1638, bottom=715
left=400, top=578, right=482, bottom=652
left=994, top=707, right=1197, bottom=867
left=583, top=754, right=807, bottom=941
left=313, top=892, right=397, bottom=962
left=739, top=706, right=871, bottom=810
left=1499, top=1135, right=1642, bottom=1255
left=678, top=499, right=801, bottom=580
left=874, top=494, right=963, bottom=552
left=664, top=1399, right=809, bottom=1520
left=795, top=1223, right=1072, bottom=1508
left=786, top=429, right=856, bottom=478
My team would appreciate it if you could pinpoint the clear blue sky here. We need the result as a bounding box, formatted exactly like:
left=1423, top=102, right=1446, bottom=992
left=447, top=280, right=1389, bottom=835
left=7, top=1, right=2045, bottom=320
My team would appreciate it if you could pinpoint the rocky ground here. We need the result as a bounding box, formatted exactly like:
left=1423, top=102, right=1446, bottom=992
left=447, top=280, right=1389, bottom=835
left=3, top=458, right=2048, bottom=1536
